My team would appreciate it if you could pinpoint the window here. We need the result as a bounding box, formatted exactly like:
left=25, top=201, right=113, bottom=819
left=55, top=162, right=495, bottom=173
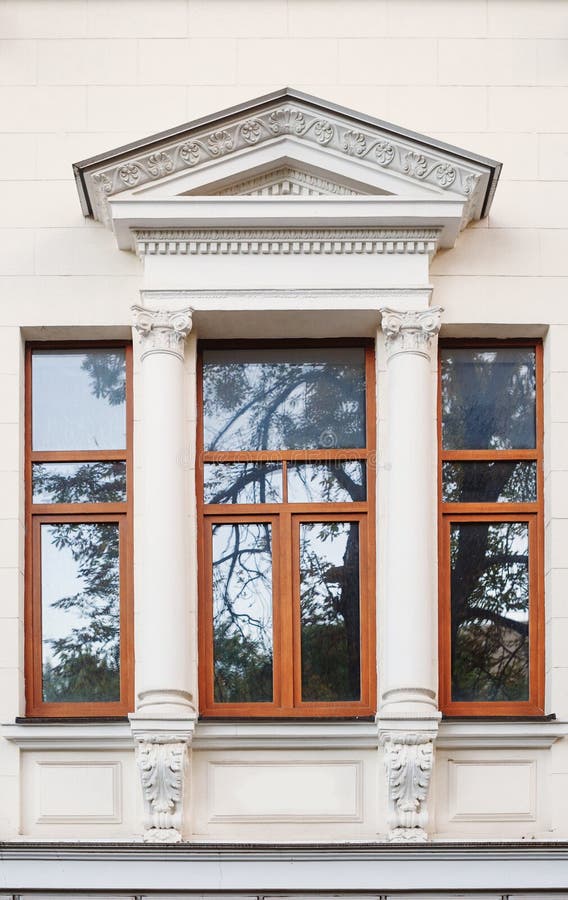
left=438, top=341, right=544, bottom=716
left=197, top=341, right=376, bottom=717
left=25, top=343, right=133, bottom=717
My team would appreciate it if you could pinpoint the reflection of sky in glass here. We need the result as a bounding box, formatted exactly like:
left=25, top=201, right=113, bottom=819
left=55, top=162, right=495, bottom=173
left=288, top=461, right=365, bottom=503
left=300, top=521, right=360, bottom=701
left=441, top=348, right=536, bottom=450
left=203, top=348, right=366, bottom=452
left=41, top=523, right=120, bottom=703
left=32, top=350, right=126, bottom=451
left=33, top=461, right=127, bottom=504
left=212, top=522, right=273, bottom=702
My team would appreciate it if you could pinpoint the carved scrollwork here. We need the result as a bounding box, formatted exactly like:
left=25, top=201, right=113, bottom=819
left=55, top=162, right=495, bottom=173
left=380, top=306, right=442, bottom=361
left=118, top=163, right=141, bottom=186
left=312, top=119, right=334, bottom=145
left=268, top=107, right=306, bottom=134
left=343, top=129, right=367, bottom=156
left=132, top=305, right=193, bottom=361
left=207, top=129, right=233, bottom=156
left=147, top=151, right=174, bottom=178
left=403, top=151, right=428, bottom=178
left=179, top=141, right=201, bottom=166
left=375, top=140, right=395, bottom=166
left=135, top=734, right=189, bottom=843
left=240, top=118, right=263, bottom=144
left=381, top=731, right=434, bottom=843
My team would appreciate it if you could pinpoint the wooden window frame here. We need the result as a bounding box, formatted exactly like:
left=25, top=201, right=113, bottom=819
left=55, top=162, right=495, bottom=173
left=197, top=339, right=376, bottom=718
left=438, top=339, right=544, bottom=717
left=25, top=341, right=133, bottom=718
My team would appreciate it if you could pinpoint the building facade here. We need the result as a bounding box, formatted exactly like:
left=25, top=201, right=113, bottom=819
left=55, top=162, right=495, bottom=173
left=1, top=1, right=568, bottom=895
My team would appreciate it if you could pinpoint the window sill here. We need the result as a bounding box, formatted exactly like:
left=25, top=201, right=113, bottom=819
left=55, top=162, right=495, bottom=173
left=437, top=718, right=568, bottom=750
left=1, top=720, right=133, bottom=750
left=2, top=718, right=567, bottom=752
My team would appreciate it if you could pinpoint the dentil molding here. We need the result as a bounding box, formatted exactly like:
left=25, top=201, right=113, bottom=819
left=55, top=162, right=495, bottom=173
left=214, top=165, right=363, bottom=197
left=381, top=731, right=434, bottom=843
left=380, top=306, right=442, bottom=361
left=132, top=305, right=193, bottom=361
left=134, top=227, right=441, bottom=258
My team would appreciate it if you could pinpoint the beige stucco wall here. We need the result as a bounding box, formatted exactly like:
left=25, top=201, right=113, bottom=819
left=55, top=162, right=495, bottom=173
left=1, top=0, right=568, bottom=843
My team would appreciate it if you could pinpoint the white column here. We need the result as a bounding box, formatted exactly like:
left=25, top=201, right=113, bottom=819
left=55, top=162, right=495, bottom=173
left=377, top=305, right=442, bottom=842
left=130, top=304, right=196, bottom=843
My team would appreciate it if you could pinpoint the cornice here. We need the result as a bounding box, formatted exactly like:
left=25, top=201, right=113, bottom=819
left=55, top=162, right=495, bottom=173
left=214, top=165, right=364, bottom=197
left=79, top=99, right=489, bottom=229
left=134, top=227, right=441, bottom=258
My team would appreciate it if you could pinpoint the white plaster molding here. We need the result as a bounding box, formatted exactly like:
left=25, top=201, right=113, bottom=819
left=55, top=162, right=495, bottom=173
left=0, top=722, right=134, bottom=750
left=82, top=100, right=486, bottom=228
left=134, top=227, right=440, bottom=258
left=132, top=304, right=192, bottom=361
left=140, top=287, right=433, bottom=309
left=193, top=720, right=379, bottom=751
left=380, top=306, right=442, bottom=361
left=380, top=731, right=434, bottom=843
left=437, top=719, right=568, bottom=750
left=134, top=733, right=189, bottom=844
left=213, top=165, right=364, bottom=197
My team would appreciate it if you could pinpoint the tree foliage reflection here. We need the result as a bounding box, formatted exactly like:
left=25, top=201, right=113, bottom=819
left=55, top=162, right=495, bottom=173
left=442, top=348, right=536, bottom=702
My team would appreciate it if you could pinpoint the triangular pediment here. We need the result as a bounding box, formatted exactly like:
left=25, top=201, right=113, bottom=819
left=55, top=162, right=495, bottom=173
left=73, top=88, right=501, bottom=249
left=189, top=165, right=376, bottom=197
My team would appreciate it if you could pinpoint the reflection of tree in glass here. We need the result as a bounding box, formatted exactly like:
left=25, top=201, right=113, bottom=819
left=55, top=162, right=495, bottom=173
left=443, top=349, right=536, bottom=702
left=451, top=522, right=529, bottom=702
left=204, top=353, right=366, bottom=704
left=43, top=523, right=120, bottom=703
left=40, top=352, right=125, bottom=703
left=81, top=351, right=126, bottom=408
left=300, top=522, right=360, bottom=702
left=203, top=351, right=366, bottom=451
left=212, top=523, right=273, bottom=703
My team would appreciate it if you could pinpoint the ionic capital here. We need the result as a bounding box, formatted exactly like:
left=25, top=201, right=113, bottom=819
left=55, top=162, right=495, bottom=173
left=132, top=305, right=193, bottom=361
left=380, top=306, right=442, bottom=361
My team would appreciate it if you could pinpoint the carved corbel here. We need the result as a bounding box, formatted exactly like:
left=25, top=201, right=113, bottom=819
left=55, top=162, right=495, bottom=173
left=134, top=732, right=191, bottom=843
left=380, top=731, right=434, bottom=842
left=132, top=305, right=193, bottom=361
left=380, top=306, right=442, bottom=361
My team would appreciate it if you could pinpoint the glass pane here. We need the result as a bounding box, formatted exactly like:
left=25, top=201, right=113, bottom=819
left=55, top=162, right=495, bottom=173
left=202, top=347, right=366, bottom=451
left=32, top=349, right=126, bottom=451
left=441, top=347, right=536, bottom=450
left=288, top=461, right=366, bottom=503
left=450, top=521, right=529, bottom=703
left=212, top=522, right=273, bottom=703
left=204, top=463, right=282, bottom=504
left=442, top=461, right=537, bottom=503
left=33, top=462, right=127, bottom=504
left=300, top=521, right=361, bottom=702
left=41, top=522, right=120, bottom=703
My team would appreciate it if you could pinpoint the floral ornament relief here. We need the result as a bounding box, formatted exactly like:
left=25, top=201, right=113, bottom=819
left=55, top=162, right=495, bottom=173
left=179, top=141, right=201, bottom=166
left=207, top=130, right=233, bottom=157
left=240, top=118, right=263, bottom=144
left=434, top=163, right=456, bottom=188
left=93, top=172, right=113, bottom=194
left=375, top=141, right=395, bottom=167
left=343, top=130, right=367, bottom=156
left=269, top=107, right=306, bottom=135
left=313, top=119, right=334, bottom=145
left=118, top=163, right=141, bottom=186
left=147, top=151, right=174, bottom=179
left=403, top=152, right=428, bottom=178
